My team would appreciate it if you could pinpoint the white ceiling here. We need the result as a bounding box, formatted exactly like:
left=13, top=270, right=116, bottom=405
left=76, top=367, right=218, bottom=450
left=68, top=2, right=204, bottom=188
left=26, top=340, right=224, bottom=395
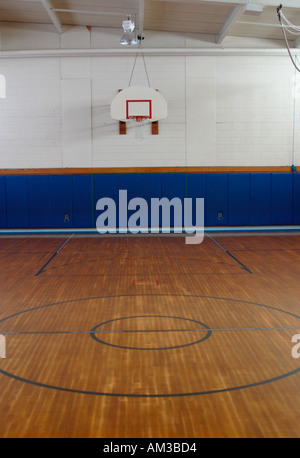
left=1, top=0, right=300, bottom=45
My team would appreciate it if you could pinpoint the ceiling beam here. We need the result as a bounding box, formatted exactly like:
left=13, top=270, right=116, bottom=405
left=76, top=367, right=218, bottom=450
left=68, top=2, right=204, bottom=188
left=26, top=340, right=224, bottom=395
left=216, top=5, right=246, bottom=44
left=51, top=9, right=127, bottom=17
left=40, top=0, right=63, bottom=33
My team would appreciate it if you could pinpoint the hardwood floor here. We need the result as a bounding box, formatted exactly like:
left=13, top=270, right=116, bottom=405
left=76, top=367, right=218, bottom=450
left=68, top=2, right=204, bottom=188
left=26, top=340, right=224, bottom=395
left=0, top=233, right=299, bottom=438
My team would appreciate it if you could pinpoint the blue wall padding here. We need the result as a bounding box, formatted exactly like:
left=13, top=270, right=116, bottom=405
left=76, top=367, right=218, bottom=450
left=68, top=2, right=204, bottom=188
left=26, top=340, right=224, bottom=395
left=0, top=176, right=7, bottom=228
left=50, top=175, right=73, bottom=228
left=28, top=175, right=51, bottom=228
left=161, top=173, right=185, bottom=200
left=161, top=173, right=185, bottom=228
left=186, top=174, right=206, bottom=227
left=73, top=175, right=93, bottom=228
left=135, top=173, right=161, bottom=229
left=271, top=173, right=293, bottom=225
left=228, top=174, right=250, bottom=226
left=250, top=173, right=272, bottom=225
left=293, top=173, right=300, bottom=224
left=206, top=174, right=228, bottom=226
left=186, top=174, right=206, bottom=199
left=0, top=172, right=299, bottom=229
left=6, top=176, right=29, bottom=228
left=94, top=174, right=118, bottom=204
left=116, top=173, right=141, bottom=201
left=136, top=173, right=161, bottom=201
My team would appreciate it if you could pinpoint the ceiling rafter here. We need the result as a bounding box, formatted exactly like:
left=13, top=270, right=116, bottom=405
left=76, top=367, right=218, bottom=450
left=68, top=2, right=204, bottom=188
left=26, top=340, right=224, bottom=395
left=40, top=0, right=63, bottom=33
left=216, top=5, right=246, bottom=44
left=0, top=1, right=299, bottom=45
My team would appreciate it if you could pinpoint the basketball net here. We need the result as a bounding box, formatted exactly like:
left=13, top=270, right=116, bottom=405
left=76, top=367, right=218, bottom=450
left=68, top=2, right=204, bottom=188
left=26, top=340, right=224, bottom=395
left=129, top=116, right=149, bottom=140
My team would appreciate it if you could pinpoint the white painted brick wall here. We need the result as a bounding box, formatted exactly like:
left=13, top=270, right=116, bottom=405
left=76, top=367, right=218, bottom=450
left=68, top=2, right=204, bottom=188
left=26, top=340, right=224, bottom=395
left=0, top=25, right=299, bottom=169
left=0, top=58, right=62, bottom=168
left=215, top=56, right=296, bottom=167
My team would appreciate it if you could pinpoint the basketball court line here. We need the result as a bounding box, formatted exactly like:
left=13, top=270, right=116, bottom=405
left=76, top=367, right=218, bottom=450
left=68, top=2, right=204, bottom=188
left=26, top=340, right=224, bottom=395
left=0, top=292, right=299, bottom=400
left=33, top=235, right=252, bottom=277
left=35, top=266, right=249, bottom=278
left=1, top=293, right=300, bottom=327
left=33, top=235, right=218, bottom=277
left=216, top=248, right=300, bottom=252
left=6, top=233, right=297, bottom=279
left=2, top=248, right=300, bottom=255
left=35, top=234, right=74, bottom=277
left=206, top=233, right=253, bottom=273
left=0, top=366, right=299, bottom=399
left=34, top=273, right=249, bottom=279
left=1, top=325, right=299, bottom=336
left=0, top=251, right=60, bottom=254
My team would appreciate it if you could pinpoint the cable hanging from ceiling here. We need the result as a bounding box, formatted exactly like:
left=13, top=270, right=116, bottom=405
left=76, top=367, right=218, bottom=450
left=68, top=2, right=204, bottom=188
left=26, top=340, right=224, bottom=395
left=119, top=14, right=150, bottom=87
left=277, top=4, right=300, bottom=72
left=277, top=5, right=300, bottom=173
left=128, top=35, right=151, bottom=88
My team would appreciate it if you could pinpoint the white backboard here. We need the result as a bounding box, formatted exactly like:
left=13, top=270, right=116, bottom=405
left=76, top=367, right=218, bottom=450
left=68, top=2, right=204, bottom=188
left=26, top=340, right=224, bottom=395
left=111, top=86, right=167, bottom=122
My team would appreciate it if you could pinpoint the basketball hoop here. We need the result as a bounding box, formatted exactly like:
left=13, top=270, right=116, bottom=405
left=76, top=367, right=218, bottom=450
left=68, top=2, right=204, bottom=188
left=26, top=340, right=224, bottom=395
left=135, top=116, right=147, bottom=123
left=129, top=115, right=149, bottom=140
left=110, top=85, right=168, bottom=139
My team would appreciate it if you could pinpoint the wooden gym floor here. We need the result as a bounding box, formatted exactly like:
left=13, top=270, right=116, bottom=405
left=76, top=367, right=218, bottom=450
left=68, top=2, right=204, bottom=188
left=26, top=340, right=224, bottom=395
left=0, top=232, right=299, bottom=438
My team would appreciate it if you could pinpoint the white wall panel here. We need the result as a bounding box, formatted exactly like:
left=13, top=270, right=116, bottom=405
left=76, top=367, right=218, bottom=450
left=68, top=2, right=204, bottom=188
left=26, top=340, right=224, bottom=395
left=215, top=56, right=295, bottom=166
left=60, top=27, right=91, bottom=49
left=0, top=58, right=61, bottom=168
left=61, top=79, right=92, bottom=167
left=1, top=23, right=59, bottom=51
left=61, top=57, right=91, bottom=79
left=0, top=35, right=298, bottom=169
left=186, top=57, right=216, bottom=166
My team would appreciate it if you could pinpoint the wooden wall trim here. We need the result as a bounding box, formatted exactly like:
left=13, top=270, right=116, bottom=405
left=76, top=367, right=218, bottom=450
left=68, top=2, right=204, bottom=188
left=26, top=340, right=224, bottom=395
left=0, top=166, right=296, bottom=175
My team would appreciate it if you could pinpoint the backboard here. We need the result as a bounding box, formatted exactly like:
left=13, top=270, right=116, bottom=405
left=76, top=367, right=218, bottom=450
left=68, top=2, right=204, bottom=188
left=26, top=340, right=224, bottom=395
left=111, top=86, right=167, bottom=123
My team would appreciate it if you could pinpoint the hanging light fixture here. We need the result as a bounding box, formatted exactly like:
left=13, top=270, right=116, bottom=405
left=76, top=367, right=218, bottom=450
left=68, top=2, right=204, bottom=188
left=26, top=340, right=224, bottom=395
left=120, top=15, right=138, bottom=45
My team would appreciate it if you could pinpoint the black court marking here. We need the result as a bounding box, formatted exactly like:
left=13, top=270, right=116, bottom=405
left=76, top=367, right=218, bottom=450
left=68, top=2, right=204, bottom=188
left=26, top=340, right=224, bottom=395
left=0, top=367, right=298, bottom=399
left=0, top=294, right=299, bottom=398
left=35, top=234, right=74, bottom=277
left=90, top=315, right=212, bottom=350
left=27, top=235, right=298, bottom=278
left=219, top=248, right=300, bottom=253
left=1, top=325, right=300, bottom=336
left=206, top=234, right=252, bottom=274
left=34, top=272, right=249, bottom=278
left=0, top=251, right=58, bottom=254
left=36, top=253, right=247, bottom=277
left=32, top=233, right=252, bottom=277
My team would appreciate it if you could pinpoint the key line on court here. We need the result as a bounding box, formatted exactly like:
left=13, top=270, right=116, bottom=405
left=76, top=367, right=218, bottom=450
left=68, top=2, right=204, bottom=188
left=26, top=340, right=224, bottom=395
left=41, top=272, right=249, bottom=278
left=47, top=250, right=222, bottom=256
left=206, top=233, right=253, bottom=274
left=34, top=234, right=75, bottom=277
